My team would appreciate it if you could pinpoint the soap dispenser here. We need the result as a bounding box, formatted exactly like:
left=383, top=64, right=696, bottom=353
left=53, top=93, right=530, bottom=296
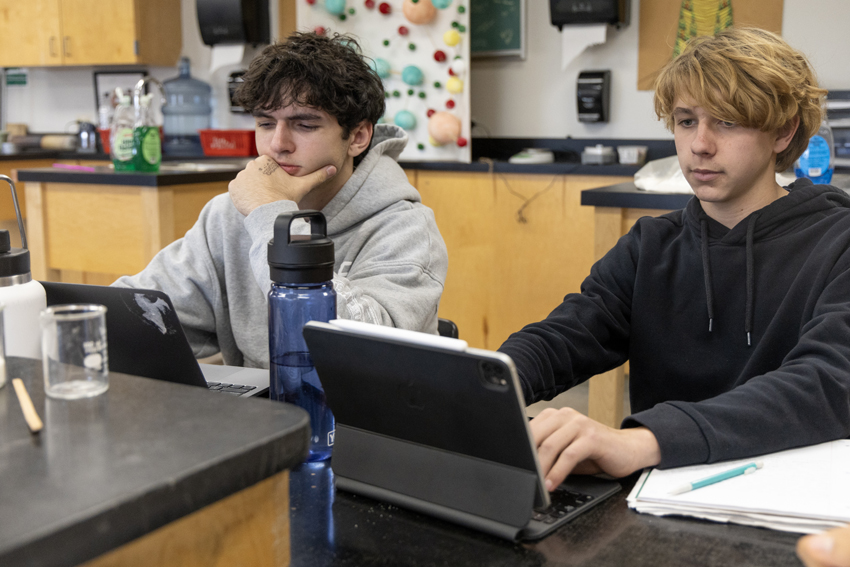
left=0, top=175, right=46, bottom=359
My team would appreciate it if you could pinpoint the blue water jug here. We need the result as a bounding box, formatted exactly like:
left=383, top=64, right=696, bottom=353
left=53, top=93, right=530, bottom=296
left=162, top=57, right=212, bottom=157
left=268, top=211, right=336, bottom=462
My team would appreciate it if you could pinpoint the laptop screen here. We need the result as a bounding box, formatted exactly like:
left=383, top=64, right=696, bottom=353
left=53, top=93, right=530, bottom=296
left=41, top=281, right=208, bottom=388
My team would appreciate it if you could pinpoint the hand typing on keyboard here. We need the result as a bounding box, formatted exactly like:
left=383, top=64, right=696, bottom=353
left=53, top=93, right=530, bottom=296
left=530, top=407, right=661, bottom=491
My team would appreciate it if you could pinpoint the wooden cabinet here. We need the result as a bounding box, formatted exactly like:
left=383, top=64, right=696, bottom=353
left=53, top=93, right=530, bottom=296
left=25, top=177, right=230, bottom=285
left=416, top=170, right=632, bottom=351
left=0, top=160, right=56, bottom=223
left=0, top=0, right=181, bottom=67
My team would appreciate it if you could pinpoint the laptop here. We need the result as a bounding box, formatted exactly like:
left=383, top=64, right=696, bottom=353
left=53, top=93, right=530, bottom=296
left=41, top=282, right=269, bottom=397
left=302, top=319, right=621, bottom=541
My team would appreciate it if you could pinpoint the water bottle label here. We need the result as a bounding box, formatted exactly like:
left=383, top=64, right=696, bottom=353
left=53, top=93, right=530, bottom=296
left=328, top=430, right=335, bottom=445
left=799, top=135, right=830, bottom=170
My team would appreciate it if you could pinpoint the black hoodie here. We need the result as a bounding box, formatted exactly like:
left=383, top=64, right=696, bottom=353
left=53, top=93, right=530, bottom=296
left=499, top=179, right=850, bottom=468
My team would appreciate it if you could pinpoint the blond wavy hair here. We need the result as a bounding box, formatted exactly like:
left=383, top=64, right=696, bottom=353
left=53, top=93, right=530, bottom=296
left=654, top=27, right=827, bottom=171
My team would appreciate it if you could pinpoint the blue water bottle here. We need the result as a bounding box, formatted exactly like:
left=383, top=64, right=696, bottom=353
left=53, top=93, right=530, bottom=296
left=795, top=119, right=835, bottom=185
left=268, top=210, right=336, bottom=462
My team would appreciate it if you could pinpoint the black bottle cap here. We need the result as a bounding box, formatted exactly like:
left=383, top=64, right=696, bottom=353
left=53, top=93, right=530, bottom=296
left=268, top=210, right=334, bottom=284
left=0, top=229, right=31, bottom=278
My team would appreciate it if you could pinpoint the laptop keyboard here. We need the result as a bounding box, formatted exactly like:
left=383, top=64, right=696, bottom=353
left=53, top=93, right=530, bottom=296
left=532, top=486, right=597, bottom=524
left=206, top=382, right=256, bottom=396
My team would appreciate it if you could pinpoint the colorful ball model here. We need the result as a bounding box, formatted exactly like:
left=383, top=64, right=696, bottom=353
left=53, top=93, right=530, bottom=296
left=432, top=0, right=453, bottom=7
left=379, top=1, right=391, bottom=14
left=325, top=0, right=346, bottom=15
left=446, top=77, right=464, bottom=94
left=370, top=58, right=391, bottom=78
left=428, top=111, right=461, bottom=145
left=443, top=29, right=461, bottom=47
left=403, top=0, right=437, bottom=24
left=450, top=58, right=466, bottom=75
left=401, top=65, right=424, bottom=86
left=394, top=110, right=417, bottom=130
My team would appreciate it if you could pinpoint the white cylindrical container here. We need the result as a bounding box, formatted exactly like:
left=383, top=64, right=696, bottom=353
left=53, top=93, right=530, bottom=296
left=0, top=174, right=45, bottom=359
left=0, top=276, right=46, bottom=359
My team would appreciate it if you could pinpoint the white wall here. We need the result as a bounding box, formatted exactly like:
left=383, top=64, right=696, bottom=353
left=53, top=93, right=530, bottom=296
left=470, top=0, right=850, bottom=139
left=2, top=0, right=259, bottom=133
left=4, top=0, right=850, bottom=139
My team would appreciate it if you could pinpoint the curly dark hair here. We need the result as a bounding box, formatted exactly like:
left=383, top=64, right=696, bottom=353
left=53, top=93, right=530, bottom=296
left=235, top=32, right=385, bottom=140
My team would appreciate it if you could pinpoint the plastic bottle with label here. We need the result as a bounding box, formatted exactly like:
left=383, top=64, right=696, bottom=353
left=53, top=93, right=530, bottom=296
left=133, top=94, right=162, bottom=172
left=110, top=93, right=136, bottom=171
left=795, top=119, right=835, bottom=184
left=268, top=211, right=337, bottom=462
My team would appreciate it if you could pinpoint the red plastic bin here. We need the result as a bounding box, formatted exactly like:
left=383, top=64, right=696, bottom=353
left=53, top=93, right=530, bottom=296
left=199, top=129, right=258, bottom=157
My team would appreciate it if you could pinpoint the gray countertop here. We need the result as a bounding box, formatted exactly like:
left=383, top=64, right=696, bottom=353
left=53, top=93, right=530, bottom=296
left=15, top=162, right=247, bottom=187
left=581, top=174, right=850, bottom=211
left=0, top=357, right=309, bottom=566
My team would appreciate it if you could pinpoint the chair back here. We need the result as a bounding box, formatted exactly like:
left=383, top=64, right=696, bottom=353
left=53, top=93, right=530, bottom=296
left=437, top=318, right=459, bottom=339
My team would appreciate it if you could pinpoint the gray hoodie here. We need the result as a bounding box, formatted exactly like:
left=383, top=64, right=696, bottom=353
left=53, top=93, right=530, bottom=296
left=115, top=124, right=448, bottom=368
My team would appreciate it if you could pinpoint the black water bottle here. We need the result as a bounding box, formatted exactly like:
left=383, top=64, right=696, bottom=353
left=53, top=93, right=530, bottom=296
left=268, top=210, right=336, bottom=461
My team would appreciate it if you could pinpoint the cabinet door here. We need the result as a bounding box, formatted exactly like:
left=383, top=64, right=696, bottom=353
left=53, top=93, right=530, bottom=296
left=60, top=0, right=138, bottom=64
left=0, top=0, right=62, bottom=66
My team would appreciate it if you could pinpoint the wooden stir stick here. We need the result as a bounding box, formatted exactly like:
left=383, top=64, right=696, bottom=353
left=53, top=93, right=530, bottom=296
left=12, top=378, right=43, bottom=433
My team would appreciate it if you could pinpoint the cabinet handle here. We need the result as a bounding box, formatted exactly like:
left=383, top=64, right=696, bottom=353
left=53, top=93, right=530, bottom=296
left=49, top=36, right=57, bottom=57
left=63, top=36, right=70, bottom=57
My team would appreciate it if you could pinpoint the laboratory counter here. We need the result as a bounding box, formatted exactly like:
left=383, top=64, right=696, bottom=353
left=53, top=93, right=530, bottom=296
left=288, top=460, right=803, bottom=567
left=0, top=357, right=309, bottom=566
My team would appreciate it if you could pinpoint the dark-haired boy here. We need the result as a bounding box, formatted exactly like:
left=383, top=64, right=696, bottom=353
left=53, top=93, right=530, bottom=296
left=498, top=27, right=850, bottom=490
left=116, top=33, right=448, bottom=368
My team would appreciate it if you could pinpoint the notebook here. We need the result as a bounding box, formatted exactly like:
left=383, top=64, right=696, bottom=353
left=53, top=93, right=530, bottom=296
left=627, top=439, right=850, bottom=534
left=41, top=282, right=269, bottom=397
left=302, top=319, right=621, bottom=541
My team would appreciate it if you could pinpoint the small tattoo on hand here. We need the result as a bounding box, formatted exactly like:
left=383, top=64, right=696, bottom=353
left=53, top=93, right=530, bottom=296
left=259, top=161, right=277, bottom=175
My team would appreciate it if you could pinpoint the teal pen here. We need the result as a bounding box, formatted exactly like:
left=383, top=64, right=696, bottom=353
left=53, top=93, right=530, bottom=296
left=669, top=461, right=764, bottom=495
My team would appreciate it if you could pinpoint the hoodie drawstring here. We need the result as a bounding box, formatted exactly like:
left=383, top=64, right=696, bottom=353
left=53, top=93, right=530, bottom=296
left=700, top=218, right=715, bottom=333
left=699, top=214, right=759, bottom=346
left=745, top=213, right=759, bottom=347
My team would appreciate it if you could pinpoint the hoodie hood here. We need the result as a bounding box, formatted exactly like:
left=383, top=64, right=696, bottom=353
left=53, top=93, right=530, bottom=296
left=321, top=124, right=420, bottom=235
left=684, top=178, right=850, bottom=244
left=685, top=179, right=850, bottom=345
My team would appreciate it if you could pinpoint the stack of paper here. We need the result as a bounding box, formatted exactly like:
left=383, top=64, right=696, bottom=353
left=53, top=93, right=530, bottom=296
left=627, top=439, right=850, bottom=534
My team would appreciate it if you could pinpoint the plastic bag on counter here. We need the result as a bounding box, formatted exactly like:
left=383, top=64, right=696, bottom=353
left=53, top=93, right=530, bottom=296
left=633, top=156, right=693, bottom=194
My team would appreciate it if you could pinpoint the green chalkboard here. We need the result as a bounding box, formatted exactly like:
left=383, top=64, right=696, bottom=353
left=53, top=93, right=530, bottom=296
left=470, top=0, right=526, bottom=58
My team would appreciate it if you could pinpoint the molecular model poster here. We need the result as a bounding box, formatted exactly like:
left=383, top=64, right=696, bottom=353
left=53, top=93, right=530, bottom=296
left=298, top=0, right=472, bottom=163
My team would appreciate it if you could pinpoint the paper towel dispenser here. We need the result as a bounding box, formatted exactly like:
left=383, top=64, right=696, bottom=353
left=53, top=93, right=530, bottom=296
left=550, top=0, right=630, bottom=29
left=197, top=0, right=270, bottom=46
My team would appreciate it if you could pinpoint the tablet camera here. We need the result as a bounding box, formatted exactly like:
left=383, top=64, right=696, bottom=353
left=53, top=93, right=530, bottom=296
left=479, top=361, right=508, bottom=388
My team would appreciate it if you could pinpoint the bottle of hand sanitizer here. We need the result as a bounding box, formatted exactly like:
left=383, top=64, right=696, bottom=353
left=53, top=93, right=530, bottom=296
left=795, top=119, right=835, bottom=185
